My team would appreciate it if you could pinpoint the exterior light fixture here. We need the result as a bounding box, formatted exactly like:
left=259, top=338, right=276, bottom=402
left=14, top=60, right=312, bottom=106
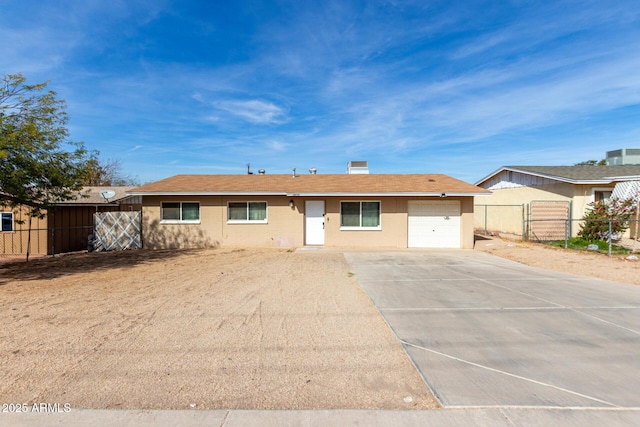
left=289, top=199, right=295, bottom=208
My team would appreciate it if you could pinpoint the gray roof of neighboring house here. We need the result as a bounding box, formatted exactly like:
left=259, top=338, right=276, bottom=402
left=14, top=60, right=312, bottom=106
left=55, top=186, right=135, bottom=205
left=476, top=165, right=640, bottom=185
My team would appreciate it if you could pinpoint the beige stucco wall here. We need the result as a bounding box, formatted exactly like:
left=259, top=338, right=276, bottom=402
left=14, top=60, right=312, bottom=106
left=320, top=197, right=406, bottom=248
left=474, top=183, right=615, bottom=237
left=459, top=197, right=475, bottom=249
left=142, top=195, right=303, bottom=249
left=142, top=195, right=476, bottom=250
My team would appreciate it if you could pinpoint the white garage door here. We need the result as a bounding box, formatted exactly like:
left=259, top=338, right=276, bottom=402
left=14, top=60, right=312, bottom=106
left=408, top=200, right=461, bottom=248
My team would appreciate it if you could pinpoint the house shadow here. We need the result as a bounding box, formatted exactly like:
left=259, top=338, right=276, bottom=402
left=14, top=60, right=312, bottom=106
left=474, top=234, right=492, bottom=241
left=0, top=219, right=220, bottom=285
left=141, top=219, right=220, bottom=250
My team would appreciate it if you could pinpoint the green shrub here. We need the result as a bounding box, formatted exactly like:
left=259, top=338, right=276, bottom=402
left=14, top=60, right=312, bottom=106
left=578, top=198, right=635, bottom=241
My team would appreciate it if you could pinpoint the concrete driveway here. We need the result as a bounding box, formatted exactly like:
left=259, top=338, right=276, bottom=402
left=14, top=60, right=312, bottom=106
left=344, top=250, right=640, bottom=409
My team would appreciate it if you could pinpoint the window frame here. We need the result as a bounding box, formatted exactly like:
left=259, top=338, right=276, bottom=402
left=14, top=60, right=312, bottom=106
left=339, top=200, right=381, bottom=230
left=591, top=187, right=614, bottom=203
left=160, top=201, right=201, bottom=224
left=1, top=212, right=14, bottom=232
left=227, top=201, right=268, bottom=224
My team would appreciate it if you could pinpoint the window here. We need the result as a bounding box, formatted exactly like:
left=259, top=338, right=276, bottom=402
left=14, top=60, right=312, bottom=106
left=340, top=201, right=380, bottom=229
left=594, top=191, right=612, bottom=203
left=161, top=202, right=200, bottom=223
left=1, top=212, right=13, bottom=232
left=228, top=202, right=267, bottom=223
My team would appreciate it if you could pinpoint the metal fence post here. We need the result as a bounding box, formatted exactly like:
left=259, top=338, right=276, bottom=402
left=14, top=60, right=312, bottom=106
left=565, top=219, right=569, bottom=249
left=51, top=227, right=55, bottom=256
left=608, top=220, right=612, bottom=257
left=484, top=205, right=488, bottom=235
left=521, top=204, right=525, bottom=240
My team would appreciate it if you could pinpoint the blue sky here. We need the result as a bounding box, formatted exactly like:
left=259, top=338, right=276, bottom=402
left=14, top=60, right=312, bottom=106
left=2, top=0, right=639, bottom=184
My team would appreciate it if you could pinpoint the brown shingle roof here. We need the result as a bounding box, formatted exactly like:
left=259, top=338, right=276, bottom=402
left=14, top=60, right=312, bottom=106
left=130, top=174, right=489, bottom=196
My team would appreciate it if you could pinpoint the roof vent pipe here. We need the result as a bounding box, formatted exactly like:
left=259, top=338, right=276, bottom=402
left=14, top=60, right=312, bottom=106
left=292, top=168, right=296, bottom=178
left=258, top=169, right=266, bottom=175
left=309, top=168, right=317, bottom=174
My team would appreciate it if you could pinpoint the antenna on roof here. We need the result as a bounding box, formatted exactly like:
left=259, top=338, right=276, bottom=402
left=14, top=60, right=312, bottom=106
left=247, top=163, right=253, bottom=175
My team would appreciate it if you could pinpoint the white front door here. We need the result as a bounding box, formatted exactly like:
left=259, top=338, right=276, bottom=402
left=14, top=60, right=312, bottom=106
left=305, top=200, right=325, bottom=245
left=408, top=200, right=461, bottom=248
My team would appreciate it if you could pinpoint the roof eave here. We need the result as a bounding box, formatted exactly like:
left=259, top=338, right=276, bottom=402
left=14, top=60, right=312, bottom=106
left=288, top=192, right=489, bottom=197
left=55, top=203, right=118, bottom=207
left=475, top=167, right=509, bottom=186
left=128, top=191, right=489, bottom=197
left=127, top=191, right=288, bottom=196
left=605, top=175, right=640, bottom=181
left=476, top=166, right=617, bottom=186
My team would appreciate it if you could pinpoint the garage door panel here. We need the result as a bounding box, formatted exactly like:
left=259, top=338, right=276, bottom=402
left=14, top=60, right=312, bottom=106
left=408, top=201, right=460, bottom=248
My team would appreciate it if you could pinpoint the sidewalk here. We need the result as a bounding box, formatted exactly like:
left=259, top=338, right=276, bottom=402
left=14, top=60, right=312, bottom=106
left=2, top=408, right=639, bottom=427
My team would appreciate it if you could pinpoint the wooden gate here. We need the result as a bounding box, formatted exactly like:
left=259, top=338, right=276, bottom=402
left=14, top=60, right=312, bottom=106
left=93, top=211, right=142, bottom=251
left=529, top=201, right=570, bottom=242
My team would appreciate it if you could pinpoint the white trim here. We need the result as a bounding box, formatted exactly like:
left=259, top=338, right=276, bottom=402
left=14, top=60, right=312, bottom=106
left=605, top=175, right=640, bottom=181
left=289, top=192, right=487, bottom=197
left=130, top=191, right=487, bottom=197
left=590, top=187, right=614, bottom=203
left=1, top=212, right=14, bottom=233
left=129, top=191, right=285, bottom=196
left=476, top=167, right=615, bottom=186
left=160, top=220, right=201, bottom=225
left=340, top=226, right=382, bottom=231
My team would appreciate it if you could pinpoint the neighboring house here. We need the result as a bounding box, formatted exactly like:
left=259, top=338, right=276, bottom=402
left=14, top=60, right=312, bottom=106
left=0, top=187, right=141, bottom=256
left=475, top=165, right=640, bottom=239
left=128, top=172, right=490, bottom=250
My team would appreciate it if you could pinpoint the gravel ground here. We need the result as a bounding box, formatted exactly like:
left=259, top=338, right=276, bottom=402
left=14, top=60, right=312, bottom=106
left=0, top=248, right=438, bottom=410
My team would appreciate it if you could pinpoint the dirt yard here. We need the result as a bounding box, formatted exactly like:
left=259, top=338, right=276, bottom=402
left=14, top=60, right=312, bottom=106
left=0, top=248, right=437, bottom=410
left=3, top=239, right=636, bottom=411
left=474, top=235, right=640, bottom=286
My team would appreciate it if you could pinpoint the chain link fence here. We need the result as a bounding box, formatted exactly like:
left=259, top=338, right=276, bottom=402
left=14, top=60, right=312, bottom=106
left=523, top=218, right=639, bottom=255
left=0, top=226, right=94, bottom=257
left=475, top=203, right=639, bottom=255
left=474, top=204, right=525, bottom=239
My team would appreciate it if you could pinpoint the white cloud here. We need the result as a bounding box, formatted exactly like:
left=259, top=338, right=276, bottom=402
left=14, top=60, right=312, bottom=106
left=215, top=99, right=287, bottom=124
left=268, top=140, right=287, bottom=151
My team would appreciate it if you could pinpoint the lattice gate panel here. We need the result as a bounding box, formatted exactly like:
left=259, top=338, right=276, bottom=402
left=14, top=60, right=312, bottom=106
left=93, top=211, right=142, bottom=251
